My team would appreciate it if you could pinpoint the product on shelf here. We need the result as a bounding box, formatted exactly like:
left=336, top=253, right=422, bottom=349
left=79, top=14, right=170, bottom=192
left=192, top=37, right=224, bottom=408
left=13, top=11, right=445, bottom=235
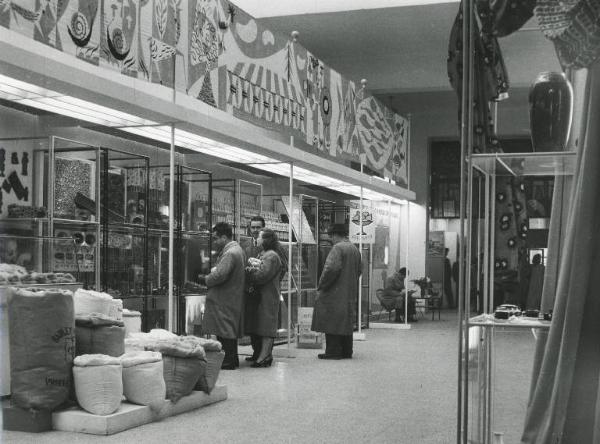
left=73, top=354, right=123, bottom=416
left=494, top=304, right=522, bottom=319
left=120, top=351, right=166, bottom=408
left=7, top=204, right=47, bottom=218
left=182, top=281, right=205, bottom=294
left=0, top=263, right=76, bottom=286
left=8, top=287, right=75, bottom=410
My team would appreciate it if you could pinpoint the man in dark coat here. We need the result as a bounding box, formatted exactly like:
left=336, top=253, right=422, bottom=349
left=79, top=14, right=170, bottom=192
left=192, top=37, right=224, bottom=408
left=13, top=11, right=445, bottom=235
left=245, top=216, right=265, bottom=259
left=199, top=222, right=246, bottom=369
left=244, top=215, right=265, bottom=362
left=311, top=223, right=361, bottom=360
left=444, top=248, right=455, bottom=309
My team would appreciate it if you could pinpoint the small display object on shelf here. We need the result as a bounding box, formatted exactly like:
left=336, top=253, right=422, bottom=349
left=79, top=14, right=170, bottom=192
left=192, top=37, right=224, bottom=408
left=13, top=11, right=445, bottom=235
left=493, top=304, right=522, bottom=320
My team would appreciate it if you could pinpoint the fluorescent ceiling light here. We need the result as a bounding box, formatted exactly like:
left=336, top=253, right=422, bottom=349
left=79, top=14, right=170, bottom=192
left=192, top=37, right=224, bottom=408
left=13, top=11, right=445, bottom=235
left=0, top=73, right=408, bottom=202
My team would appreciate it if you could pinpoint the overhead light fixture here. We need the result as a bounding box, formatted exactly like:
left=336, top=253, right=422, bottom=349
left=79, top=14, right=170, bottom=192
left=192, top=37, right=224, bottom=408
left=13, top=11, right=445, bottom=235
left=0, top=73, right=409, bottom=203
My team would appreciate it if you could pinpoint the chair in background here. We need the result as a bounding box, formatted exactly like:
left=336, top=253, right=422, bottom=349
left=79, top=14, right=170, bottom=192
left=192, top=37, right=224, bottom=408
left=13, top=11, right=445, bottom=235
left=375, top=289, right=395, bottom=321
left=426, top=293, right=442, bottom=320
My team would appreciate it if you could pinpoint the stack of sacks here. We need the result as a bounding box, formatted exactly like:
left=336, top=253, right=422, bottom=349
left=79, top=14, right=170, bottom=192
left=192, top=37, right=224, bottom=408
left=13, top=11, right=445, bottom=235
left=120, top=351, right=165, bottom=409
left=8, top=287, right=75, bottom=410
left=124, top=329, right=178, bottom=352
left=75, top=314, right=125, bottom=357
left=73, top=289, right=123, bottom=320
left=181, top=337, right=224, bottom=394
left=143, top=338, right=207, bottom=403
left=73, top=354, right=122, bottom=415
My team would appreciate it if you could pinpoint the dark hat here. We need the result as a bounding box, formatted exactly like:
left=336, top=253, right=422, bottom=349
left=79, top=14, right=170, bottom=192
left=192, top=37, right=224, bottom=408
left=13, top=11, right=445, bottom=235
left=327, top=223, right=348, bottom=236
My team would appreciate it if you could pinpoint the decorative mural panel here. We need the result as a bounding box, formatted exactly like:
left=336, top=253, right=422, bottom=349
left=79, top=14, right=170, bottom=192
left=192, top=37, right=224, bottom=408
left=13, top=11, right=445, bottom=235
left=59, top=0, right=101, bottom=65
left=216, top=3, right=306, bottom=141
left=1, top=0, right=410, bottom=190
left=187, top=0, right=222, bottom=105
left=99, top=0, right=141, bottom=76
left=148, top=0, right=181, bottom=86
left=354, top=94, right=409, bottom=186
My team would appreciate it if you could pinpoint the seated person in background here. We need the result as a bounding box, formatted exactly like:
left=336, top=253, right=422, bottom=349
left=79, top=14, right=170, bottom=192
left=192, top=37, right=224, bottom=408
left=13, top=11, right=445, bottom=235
left=381, top=267, right=416, bottom=322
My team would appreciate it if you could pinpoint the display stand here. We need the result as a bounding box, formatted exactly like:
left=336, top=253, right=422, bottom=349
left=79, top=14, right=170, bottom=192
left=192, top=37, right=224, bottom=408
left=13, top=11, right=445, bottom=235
left=52, top=386, right=227, bottom=435
left=460, top=151, right=576, bottom=443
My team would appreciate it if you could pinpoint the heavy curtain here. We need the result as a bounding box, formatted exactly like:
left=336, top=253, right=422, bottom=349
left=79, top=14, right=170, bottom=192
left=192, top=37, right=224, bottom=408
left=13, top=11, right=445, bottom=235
left=521, top=61, right=600, bottom=443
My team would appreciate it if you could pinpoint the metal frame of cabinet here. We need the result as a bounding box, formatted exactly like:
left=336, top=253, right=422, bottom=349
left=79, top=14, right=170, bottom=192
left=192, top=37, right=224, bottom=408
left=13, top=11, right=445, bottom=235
left=459, top=151, right=577, bottom=443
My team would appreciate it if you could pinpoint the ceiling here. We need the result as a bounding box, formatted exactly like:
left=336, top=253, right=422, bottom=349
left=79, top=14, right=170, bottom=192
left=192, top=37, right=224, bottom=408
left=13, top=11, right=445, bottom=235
left=254, top=2, right=561, bottom=95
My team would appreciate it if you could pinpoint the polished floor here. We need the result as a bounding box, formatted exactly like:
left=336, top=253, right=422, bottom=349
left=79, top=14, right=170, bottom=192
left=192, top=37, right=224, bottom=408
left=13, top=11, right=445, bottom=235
left=2, top=311, right=536, bottom=443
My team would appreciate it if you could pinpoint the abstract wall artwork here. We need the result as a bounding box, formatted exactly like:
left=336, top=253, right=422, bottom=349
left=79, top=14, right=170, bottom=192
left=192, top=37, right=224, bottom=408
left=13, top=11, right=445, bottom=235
left=0, top=141, right=33, bottom=219
left=2, top=0, right=410, bottom=188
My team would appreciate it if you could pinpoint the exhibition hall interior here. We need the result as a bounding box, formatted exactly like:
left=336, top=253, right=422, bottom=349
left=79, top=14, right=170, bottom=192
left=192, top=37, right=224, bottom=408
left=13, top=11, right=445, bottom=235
left=1, top=0, right=599, bottom=442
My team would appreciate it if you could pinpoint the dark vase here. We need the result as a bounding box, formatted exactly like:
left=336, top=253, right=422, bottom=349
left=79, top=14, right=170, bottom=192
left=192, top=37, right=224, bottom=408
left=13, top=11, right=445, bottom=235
left=529, top=72, right=573, bottom=152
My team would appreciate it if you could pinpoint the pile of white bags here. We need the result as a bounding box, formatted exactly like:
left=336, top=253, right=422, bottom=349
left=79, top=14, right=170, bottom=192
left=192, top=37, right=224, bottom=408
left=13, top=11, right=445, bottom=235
left=73, top=289, right=122, bottom=320
left=120, top=351, right=165, bottom=408
left=73, top=354, right=122, bottom=415
left=122, top=309, right=142, bottom=337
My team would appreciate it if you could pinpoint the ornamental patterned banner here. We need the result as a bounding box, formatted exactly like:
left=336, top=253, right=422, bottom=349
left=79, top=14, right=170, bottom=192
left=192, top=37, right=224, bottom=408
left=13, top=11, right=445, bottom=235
left=1, top=0, right=410, bottom=189
left=216, top=3, right=305, bottom=142
left=354, top=93, right=409, bottom=186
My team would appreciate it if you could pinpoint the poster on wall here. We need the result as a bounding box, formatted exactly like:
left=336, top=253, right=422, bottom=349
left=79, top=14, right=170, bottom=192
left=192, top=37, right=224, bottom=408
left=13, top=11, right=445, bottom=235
left=347, top=205, right=375, bottom=244
left=54, top=157, right=95, bottom=220
left=428, top=231, right=444, bottom=257
left=280, top=195, right=315, bottom=245
left=0, top=140, right=33, bottom=220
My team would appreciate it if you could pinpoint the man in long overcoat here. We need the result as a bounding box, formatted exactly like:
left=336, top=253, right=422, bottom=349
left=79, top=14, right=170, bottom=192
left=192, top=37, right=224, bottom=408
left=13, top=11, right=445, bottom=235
left=311, top=223, right=361, bottom=359
left=199, top=222, right=246, bottom=369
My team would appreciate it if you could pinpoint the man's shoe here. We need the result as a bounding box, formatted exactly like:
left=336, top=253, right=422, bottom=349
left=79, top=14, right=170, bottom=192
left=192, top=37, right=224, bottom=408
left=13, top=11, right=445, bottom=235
left=318, top=353, right=343, bottom=360
left=341, top=355, right=353, bottom=359
left=221, top=362, right=237, bottom=370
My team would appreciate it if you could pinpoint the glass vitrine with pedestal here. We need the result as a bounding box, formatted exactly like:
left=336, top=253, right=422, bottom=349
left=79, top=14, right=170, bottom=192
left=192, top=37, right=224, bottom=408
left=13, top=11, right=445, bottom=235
left=461, top=151, right=576, bottom=443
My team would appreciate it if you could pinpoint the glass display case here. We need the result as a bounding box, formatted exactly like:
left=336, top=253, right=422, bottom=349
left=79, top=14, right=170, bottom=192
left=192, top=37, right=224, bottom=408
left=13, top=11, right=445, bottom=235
left=0, top=136, right=101, bottom=289
left=99, top=148, right=150, bottom=326
left=460, top=151, right=577, bottom=443
left=143, top=164, right=212, bottom=333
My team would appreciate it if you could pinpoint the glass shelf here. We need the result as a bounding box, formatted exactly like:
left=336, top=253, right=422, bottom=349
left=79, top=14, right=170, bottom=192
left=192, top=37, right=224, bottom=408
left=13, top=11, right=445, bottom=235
left=53, top=218, right=100, bottom=225
left=468, top=314, right=552, bottom=329
left=471, top=151, right=577, bottom=176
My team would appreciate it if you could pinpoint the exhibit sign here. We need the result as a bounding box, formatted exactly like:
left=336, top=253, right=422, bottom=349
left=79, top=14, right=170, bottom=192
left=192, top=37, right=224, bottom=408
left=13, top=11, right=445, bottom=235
left=347, top=201, right=375, bottom=244
left=296, top=307, right=322, bottom=349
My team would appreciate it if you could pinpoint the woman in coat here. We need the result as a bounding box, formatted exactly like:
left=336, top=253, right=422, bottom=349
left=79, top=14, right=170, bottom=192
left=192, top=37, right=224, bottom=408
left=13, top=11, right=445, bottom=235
left=245, top=229, right=282, bottom=367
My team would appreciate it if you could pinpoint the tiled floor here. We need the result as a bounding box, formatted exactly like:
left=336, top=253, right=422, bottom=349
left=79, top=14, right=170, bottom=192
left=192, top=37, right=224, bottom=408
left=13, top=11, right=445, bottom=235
left=2, top=311, right=536, bottom=443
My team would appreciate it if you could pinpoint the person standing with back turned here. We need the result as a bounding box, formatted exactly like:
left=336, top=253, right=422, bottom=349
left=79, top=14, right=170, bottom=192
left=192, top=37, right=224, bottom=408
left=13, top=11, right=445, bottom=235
left=198, top=222, right=246, bottom=370
left=311, top=223, right=361, bottom=360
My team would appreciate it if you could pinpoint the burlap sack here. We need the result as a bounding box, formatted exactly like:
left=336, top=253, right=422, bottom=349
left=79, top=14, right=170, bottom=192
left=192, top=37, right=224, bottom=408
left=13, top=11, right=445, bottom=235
left=8, top=287, right=75, bottom=410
